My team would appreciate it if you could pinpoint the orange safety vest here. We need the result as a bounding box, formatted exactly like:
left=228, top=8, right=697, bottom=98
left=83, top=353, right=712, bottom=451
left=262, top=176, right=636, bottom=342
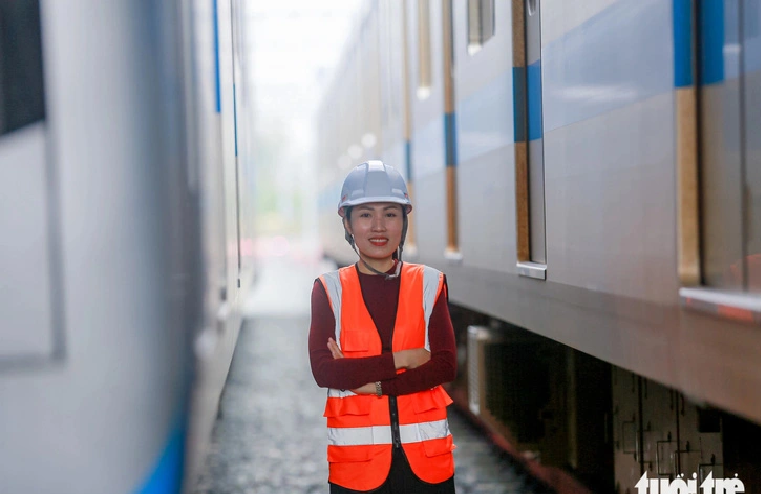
left=318, top=263, right=455, bottom=491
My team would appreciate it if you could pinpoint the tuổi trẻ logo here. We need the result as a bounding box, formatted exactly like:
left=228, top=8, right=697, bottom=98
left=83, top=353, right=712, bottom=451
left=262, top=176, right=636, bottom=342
left=636, top=472, right=744, bottom=494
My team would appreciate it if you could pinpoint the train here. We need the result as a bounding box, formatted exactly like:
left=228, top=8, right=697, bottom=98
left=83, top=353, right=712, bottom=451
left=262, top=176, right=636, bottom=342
left=0, top=1, right=255, bottom=493
left=316, top=1, right=761, bottom=492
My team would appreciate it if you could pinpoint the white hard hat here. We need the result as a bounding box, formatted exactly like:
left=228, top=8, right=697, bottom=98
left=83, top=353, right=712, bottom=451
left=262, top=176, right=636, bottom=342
left=337, top=161, right=412, bottom=217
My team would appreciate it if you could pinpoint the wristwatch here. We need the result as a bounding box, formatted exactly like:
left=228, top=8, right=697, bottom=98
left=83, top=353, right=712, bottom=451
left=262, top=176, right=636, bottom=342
left=375, top=381, right=382, bottom=397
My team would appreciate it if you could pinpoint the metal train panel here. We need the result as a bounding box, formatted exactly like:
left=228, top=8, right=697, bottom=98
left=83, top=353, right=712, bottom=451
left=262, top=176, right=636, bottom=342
left=0, top=1, right=194, bottom=492
left=453, top=147, right=517, bottom=272
left=171, top=0, right=260, bottom=484
left=410, top=167, right=449, bottom=265
left=214, top=0, right=244, bottom=311
left=540, top=0, right=679, bottom=302
left=184, top=0, right=256, bottom=483
left=541, top=0, right=674, bottom=134
left=0, top=0, right=257, bottom=491
left=544, top=92, right=679, bottom=303
left=541, top=0, right=620, bottom=46
left=0, top=123, right=56, bottom=359
left=450, top=0, right=516, bottom=273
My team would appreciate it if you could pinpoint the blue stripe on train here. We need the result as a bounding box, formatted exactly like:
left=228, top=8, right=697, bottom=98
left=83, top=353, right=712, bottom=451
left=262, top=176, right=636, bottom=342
left=405, top=139, right=412, bottom=180
left=213, top=0, right=221, bottom=113
left=527, top=60, right=542, bottom=141
left=134, top=422, right=186, bottom=494
left=233, top=83, right=239, bottom=156
left=512, top=66, right=527, bottom=143
left=673, top=0, right=694, bottom=87
left=511, top=60, right=542, bottom=143
left=444, top=112, right=457, bottom=167
left=674, top=0, right=727, bottom=86
left=699, top=0, right=725, bottom=84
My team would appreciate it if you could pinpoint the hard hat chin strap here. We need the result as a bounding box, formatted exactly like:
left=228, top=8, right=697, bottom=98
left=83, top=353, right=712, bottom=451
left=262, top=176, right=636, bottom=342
left=399, top=214, right=408, bottom=262
left=350, top=236, right=402, bottom=280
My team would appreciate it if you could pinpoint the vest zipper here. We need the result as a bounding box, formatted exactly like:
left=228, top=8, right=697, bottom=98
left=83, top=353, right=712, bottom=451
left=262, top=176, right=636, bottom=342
left=388, top=395, right=402, bottom=448
left=388, top=313, right=401, bottom=448
left=375, top=263, right=402, bottom=448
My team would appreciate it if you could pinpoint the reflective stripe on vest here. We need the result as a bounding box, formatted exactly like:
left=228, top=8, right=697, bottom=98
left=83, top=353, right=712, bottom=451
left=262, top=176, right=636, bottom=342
left=422, top=265, right=440, bottom=351
left=328, top=419, right=450, bottom=446
left=327, top=388, right=357, bottom=398
left=321, top=270, right=343, bottom=349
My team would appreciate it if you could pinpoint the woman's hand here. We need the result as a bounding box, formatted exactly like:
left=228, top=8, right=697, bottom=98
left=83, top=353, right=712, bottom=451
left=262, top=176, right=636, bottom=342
left=393, top=348, right=431, bottom=369
left=327, top=337, right=344, bottom=360
left=328, top=338, right=380, bottom=395
left=327, top=339, right=378, bottom=395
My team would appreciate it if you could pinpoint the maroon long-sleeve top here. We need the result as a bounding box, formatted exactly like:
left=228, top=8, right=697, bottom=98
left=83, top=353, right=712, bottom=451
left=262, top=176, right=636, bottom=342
left=309, top=264, right=457, bottom=396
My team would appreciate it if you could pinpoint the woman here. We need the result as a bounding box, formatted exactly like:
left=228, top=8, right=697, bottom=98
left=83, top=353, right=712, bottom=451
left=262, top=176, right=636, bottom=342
left=309, top=161, right=458, bottom=493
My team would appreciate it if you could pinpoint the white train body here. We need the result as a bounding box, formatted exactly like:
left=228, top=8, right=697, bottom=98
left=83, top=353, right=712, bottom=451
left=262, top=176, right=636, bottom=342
left=0, top=1, right=255, bottom=492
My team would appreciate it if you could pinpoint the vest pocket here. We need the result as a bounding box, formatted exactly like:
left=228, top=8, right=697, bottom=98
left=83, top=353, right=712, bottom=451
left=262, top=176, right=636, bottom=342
left=324, top=394, right=374, bottom=417
left=413, top=386, right=454, bottom=414
left=422, top=434, right=455, bottom=458
left=341, top=331, right=370, bottom=354
left=327, top=444, right=381, bottom=463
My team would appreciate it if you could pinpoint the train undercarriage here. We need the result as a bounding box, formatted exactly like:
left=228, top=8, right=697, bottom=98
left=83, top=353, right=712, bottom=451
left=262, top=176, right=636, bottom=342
left=447, top=304, right=761, bottom=494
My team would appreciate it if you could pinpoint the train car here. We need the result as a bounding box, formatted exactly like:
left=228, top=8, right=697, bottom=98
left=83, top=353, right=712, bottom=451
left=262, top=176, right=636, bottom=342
left=0, top=1, right=256, bottom=493
left=316, top=1, right=761, bottom=491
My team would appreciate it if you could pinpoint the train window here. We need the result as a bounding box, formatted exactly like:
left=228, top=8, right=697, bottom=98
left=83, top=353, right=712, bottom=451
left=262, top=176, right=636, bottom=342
left=0, top=0, right=46, bottom=136
left=525, top=0, right=545, bottom=266
left=527, top=0, right=537, bottom=16
left=417, top=0, right=431, bottom=99
left=467, top=0, right=495, bottom=55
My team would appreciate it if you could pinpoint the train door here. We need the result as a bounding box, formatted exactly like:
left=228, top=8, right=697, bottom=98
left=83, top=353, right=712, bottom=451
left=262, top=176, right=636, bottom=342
left=513, top=0, right=547, bottom=279
left=684, top=0, right=761, bottom=309
left=668, top=1, right=761, bottom=488
left=697, top=0, right=761, bottom=485
left=693, top=0, right=761, bottom=294
left=697, top=1, right=745, bottom=291
left=443, top=0, right=460, bottom=259
left=739, top=0, right=761, bottom=294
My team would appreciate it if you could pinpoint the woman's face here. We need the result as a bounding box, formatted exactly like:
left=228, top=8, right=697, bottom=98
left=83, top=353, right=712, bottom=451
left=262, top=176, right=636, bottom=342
left=345, top=202, right=404, bottom=262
